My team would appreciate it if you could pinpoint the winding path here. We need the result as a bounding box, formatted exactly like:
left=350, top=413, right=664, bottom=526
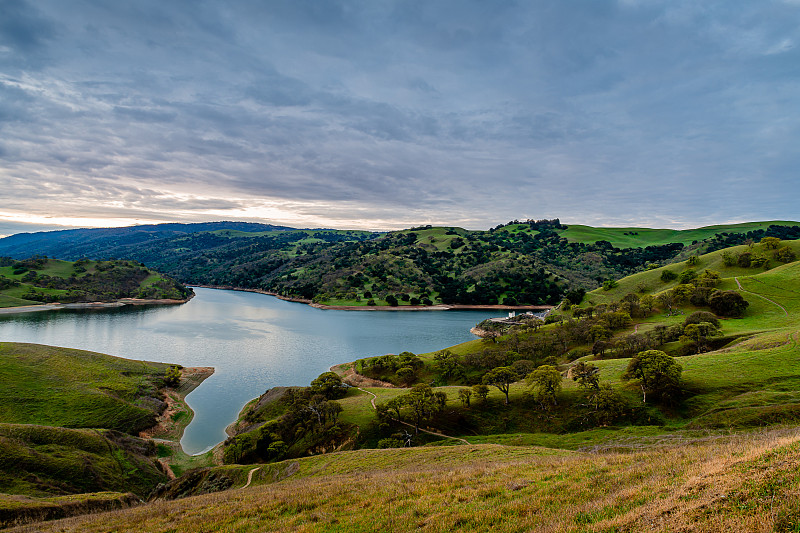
left=735, top=277, right=788, bottom=317
left=356, top=387, right=470, bottom=445
left=241, top=467, right=260, bottom=489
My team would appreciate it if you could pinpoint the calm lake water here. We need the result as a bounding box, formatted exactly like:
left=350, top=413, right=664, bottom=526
left=0, top=288, right=501, bottom=454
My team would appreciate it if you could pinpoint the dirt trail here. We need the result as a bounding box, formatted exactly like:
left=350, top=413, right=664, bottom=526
left=735, top=277, right=788, bottom=317
left=241, top=467, right=260, bottom=489
left=356, top=387, right=470, bottom=445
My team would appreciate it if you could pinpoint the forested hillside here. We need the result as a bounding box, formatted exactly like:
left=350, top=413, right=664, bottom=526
left=0, top=220, right=798, bottom=307
left=0, top=257, right=192, bottom=307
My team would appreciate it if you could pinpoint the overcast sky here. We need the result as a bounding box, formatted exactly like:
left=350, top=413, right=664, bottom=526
left=1, top=0, right=799, bottom=235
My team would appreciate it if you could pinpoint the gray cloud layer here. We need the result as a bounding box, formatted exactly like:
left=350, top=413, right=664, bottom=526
left=1, top=0, right=799, bottom=231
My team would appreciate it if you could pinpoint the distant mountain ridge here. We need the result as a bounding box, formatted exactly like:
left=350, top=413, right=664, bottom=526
left=0, top=221, right=298, bottom=258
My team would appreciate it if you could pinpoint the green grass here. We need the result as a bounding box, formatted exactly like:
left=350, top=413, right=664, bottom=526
left=558, top=221, right=799, bottom=248
left=583, top=239, right=800, bottom=306
left=0, top=424, right=166, bottom=499
left=0, top=342, right=170, bottom=433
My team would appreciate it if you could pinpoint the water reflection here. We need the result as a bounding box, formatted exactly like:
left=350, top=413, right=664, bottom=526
left=0, top=288, right=501, bottom=453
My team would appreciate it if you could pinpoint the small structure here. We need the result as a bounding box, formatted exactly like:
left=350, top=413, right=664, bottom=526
left=508, top=311, right=516, bottom=319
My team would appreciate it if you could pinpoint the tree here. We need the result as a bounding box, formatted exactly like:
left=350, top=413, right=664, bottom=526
left=657, top=290, right=678, bottom=316
left=164, top=365, right=182, bottom=387
left=385, top=397, right=403, bottom=420
left=385, top=294, right=398, bottom=306
left=433, top=349, right=465, bottom=383
left=571, top=361, right=600, bottom=390
left=401, top=384, right=442, bottom=433
left=588, top=384, right=626, bottom=426
left=395, top=367, right=416, bottom=386
left=458, top=388, right=472, bottom=407
left=721, top=251, right=737, bottom=267
left=602, top=280, right=618, bottom=291
left=309, top=372, right=348, bottom=399
left=775, top=247, right=797, bottom=263
left=526, top=365, right=562, bottom=408
left=760, top=236, right=781, bottom=249
left=482, top=366, right=518, bottom=405
left=622, top=350, right=682, bottom=404
left=472, top=383, right=490, bottom=403
left=684, top=311, right=720, bottom=328
left=708, top=290, right=749, bottom=317
left=660, top=270, right=678, bottom=283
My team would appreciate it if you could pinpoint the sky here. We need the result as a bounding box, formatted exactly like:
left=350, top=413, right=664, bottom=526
left=1, top=0, right=799, bottom=235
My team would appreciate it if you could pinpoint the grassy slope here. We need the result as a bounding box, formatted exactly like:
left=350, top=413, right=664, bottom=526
left=20, top=427, right=800, bottom=532
left=0, top=424, right=165, bottom=498
left=0, top=343, right=170, bottom=432
left=0, top=344, right=185, bottom=523
left=558, top=220, right=799, bottom=248
left=583, top=239, right=800, bottom=306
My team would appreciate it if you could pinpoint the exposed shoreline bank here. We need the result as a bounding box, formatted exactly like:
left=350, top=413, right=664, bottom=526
left=191, top=284, right=553, bottom=312
left=0, top=296, right=193, bottom=315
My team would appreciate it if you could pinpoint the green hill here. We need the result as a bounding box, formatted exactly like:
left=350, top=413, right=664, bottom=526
left=18, top=427, right=800, bottom=532
left=0, top=343, right=172, bottom=432
left=0, top=343, right=203, bottom=526
left=557, top=220, right=798, bottom=248
left=0, top=257, right=192, bottom=308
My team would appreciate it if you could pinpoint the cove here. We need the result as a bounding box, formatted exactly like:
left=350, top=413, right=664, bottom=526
left=0, top=287, right=502, bottom=454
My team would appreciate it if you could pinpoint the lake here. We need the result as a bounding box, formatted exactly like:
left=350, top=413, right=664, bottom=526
left=0, top=288, right=503, bottom=454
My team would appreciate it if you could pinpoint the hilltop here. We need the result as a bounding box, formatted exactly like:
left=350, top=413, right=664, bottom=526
left=0, top=219, right=797, bottom=308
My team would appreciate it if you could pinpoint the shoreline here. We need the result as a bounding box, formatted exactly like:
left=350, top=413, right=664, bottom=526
left=0, top=297, right=192, bottom=315
left=140, top=366, right=216, bottom=474
left=191, top=285, right=553, bottom=312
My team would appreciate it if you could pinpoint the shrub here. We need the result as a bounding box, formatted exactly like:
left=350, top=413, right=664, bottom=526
left=775, top=247, right=797, bottom=263
left=684, top=311, right=720, bottom=328
left=660, top=270, right=678, bottom=282
left=377, top=438, right=404, bottom=449
left=708, top=290, right=749, bottom=318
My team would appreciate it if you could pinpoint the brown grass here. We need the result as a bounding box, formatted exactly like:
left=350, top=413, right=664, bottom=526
left=11, top=426, right=800, bottom=532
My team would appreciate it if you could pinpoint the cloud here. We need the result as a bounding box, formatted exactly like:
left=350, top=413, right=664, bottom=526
left=0, top=0, right=799, bottom=232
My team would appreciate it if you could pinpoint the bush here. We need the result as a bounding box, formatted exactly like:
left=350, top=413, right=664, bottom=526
left=377, top=438, right=404, bottom=449
left=660, top=270, right=678, bottom=282
left=602, top=280, right=618, bottom=291
left=775, top=247, right=797, bottom=263
left=708, top=290, right=749, bottom=318
left=684, top=311, right=720, bottom=328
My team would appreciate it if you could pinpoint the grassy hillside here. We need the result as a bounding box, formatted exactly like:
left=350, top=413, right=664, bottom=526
left=17, top=427, right=800, bottom=532
left=0, top=257, right=192, bottom=308
left=0, top=344, right=213, bottom=527
left=558, top=220, right=798, bottom=248
left=583, top=238, right=800, bottom=306
left=0, top=343, right=172, bottom=432
left=0, top=424, right=165, bottom=498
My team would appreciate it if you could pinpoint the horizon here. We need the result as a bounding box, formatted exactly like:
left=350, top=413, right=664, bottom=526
left=3, top=216, right=800, bottom=241
left=2, top=1, right=799, bottom=233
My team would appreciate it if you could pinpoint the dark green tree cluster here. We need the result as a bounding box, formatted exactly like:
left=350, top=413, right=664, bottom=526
left=223, top=373, right=348, bottom=464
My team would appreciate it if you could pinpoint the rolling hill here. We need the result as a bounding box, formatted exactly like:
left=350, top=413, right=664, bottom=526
left=1, top=219, right=798, bottom=308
